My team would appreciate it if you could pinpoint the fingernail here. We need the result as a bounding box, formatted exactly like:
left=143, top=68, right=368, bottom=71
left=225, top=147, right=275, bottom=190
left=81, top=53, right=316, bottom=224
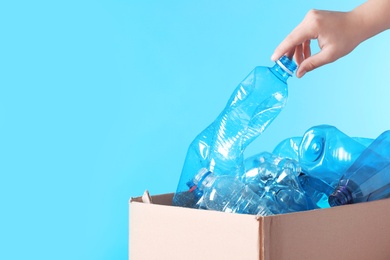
left=270, top=54, right=276, bottom=61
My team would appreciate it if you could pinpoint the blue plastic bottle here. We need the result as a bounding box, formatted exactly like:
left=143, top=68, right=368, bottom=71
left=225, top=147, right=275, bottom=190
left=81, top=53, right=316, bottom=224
left=329, top=131, right=390, bottom=206
left=242, top=151, right=331, bottom=210
left=272, top=136, right=302, bottom=160
left=298, top=125, right=373, bottom=187
left=298, top=172, right=334, bottom=208
left=272, top=128, right=373, bottom=168
left=192, top=169, right=273, bottom=216
left=173, top=56, right=297, bottom=208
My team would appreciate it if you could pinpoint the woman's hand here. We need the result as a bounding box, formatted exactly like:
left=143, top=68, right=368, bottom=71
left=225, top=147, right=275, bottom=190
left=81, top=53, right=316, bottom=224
left=271, top=9, right=362, bottom=78
left=272, top=0, right=390, bottom=78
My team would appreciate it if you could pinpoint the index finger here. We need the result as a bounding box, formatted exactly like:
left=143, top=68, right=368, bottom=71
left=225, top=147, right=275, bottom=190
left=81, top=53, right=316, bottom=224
left=271, top=23, right=314, bottom=61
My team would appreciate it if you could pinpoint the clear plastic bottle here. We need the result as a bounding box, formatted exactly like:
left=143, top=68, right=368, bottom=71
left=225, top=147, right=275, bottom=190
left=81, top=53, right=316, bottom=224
left=173, top=56, right=297, bottom=208
left=272, top=131, right=373, bottom=162
left=298, top=125, right=373, bottom=187
left=189, top=152, right=333, bottom=215
left=272, top=136, right=302, bottom=160
left=329, top=131, right=390, bottom=206
left=242, top=151, right=330, bottom=210
left=193, top=169, right=273, bottom=216
left=298, top=172, right=334, bottom=208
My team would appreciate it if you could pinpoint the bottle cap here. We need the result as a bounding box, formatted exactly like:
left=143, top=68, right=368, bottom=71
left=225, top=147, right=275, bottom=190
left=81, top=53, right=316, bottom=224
left=187, top=168, right=213, bottom=192
left=276, top=56, right=297, bottom=76
left=328, top=185, right=352, bottom=206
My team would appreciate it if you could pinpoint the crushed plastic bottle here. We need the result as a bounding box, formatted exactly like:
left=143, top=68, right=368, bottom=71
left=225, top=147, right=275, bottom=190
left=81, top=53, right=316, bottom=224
left=192, top=169, right=273, bottom=216
left=272, top=134, right=373, bottom=165
left=298, top=172, right=334, bottom=208
left=329, top=130, right=390, bottom=206
left=272, top=136, right=301, bottom=160
left=173, top=56, right=297, bottom=208
left=242, top=151, right=331, bottom=210
left=298, top=125, right=373, bottom=187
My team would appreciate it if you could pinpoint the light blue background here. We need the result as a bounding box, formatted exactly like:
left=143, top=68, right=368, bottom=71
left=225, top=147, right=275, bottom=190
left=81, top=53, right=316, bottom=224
left=1, top=0, right=389, bottom=259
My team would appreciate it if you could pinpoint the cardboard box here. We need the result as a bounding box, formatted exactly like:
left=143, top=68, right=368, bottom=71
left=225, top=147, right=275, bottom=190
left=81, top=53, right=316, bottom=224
left=129, top=192, right=390, bottom=260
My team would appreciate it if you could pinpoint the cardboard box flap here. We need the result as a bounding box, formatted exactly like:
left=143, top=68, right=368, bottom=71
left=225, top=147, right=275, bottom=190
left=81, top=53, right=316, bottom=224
left=130, top=191, right=174, bottom=205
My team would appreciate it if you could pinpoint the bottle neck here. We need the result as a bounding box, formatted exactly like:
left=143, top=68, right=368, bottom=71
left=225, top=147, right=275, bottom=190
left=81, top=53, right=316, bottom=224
left=270, top=63, right=292, bottom=83
left=328, top=185, right=353, bottom=206
left=188, top=169, right=214, bottom=191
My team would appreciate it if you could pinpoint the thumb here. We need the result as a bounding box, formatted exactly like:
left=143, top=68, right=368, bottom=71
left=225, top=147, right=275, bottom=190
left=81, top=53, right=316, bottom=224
left=296, top=49, right=334, bottom=78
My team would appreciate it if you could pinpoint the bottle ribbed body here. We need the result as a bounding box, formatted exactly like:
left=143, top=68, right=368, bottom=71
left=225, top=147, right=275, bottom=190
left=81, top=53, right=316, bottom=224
left=298, top=125, right=373, bottom=187
left=200, top=174, right=272, bottom=216
left=329, top=130, right=390, bottom=206
left=272, top=136, right=302, bottom=160
left=242, top=151, right=332, bottom=212
left=173, top=57, right=296, bottom=208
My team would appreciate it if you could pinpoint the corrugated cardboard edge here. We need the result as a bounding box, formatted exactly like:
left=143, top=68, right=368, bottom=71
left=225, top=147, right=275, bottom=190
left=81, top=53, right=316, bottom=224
left=130, top=192, right=174, bottom=204
left=141, top=190, right=153, bottom=204
left=257, top=215, right=265, bottom=260
left=255, top=214, right=269, bottom=260
left=264, top=214, right=285, bottom=260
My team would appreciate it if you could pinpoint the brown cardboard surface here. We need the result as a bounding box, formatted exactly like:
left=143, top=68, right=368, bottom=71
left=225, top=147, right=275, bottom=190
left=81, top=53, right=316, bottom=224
left=129, top=193, right=390, bottom=260
left=263, top=198, right=390, bottom=260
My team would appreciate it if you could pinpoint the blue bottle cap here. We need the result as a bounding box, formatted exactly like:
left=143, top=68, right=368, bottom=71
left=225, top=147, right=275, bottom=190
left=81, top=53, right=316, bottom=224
left=277, top=56, right=297, bottom=76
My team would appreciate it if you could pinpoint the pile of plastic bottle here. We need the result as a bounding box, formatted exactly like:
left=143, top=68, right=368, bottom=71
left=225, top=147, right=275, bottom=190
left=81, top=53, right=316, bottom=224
left=172, top=56, right=390, bottom=216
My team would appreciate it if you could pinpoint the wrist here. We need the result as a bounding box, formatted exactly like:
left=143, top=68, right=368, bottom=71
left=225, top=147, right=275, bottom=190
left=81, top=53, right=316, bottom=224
left=350, top=0, right=390, bottom=42
left=346, top=10, right=367, bottom=46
